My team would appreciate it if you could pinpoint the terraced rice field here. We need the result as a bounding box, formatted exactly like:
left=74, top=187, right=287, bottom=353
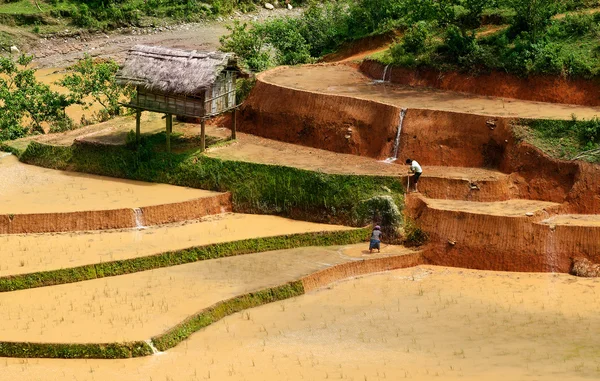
left=0, top=213, right=352, bottom=276
left=0, top=155, right=216, bottom=214
left=0, top=244, right=414, bottom=343
left=2, top=266, right=600, bottom=381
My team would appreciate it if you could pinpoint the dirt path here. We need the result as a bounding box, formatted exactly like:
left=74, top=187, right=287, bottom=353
left=0, top=154, right=219, bottom=214
left=3, top=266, right=600, bottom=380
left=0, top=244, right=413, bottom=343
left=264, top=64, right=600, bottom=120
left=29, top=8, right=299, bottom=68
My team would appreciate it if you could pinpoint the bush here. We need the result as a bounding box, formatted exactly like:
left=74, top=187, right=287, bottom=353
left=443, top=25, right=477, bottom=61
left=220, top=21, right=272, bottom=72
left=263, top=18, right=313, bottom=65
left=402, top=21, right=431, bottom=54
left=356, top=195, right=403, bottom=241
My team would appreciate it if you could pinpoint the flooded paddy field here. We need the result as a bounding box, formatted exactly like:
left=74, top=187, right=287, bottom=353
left=0, top=154, right=217, bottom=214
left=0, top=244, right=412, bottom=343
left=0, top=213, right=352, bottom=277
left=2, top=266, right=599, bottom=380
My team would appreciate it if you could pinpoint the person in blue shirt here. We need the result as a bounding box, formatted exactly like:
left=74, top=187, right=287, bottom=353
left=369, top=225, right=382, bottom=254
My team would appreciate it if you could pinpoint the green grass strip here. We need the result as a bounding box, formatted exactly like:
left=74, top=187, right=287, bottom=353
left=0, top=228, right=369, bottom=292
left=0, top=341, right=152, bottom=359
left=152, top=281, right=305, bottom=352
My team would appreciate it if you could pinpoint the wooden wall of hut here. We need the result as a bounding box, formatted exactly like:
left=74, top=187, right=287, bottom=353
left=136, top=88, right=205, bottom=118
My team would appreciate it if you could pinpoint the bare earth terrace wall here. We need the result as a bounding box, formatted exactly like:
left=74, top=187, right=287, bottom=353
left=0, top=193, right=232, bottom=234
left=360, top=60, right=600, bottom=107
left=398, top=109, right=513, bottom=168
left=239, top=71, right=402, bottom=159
left=406, top=195, right=600, bottom=273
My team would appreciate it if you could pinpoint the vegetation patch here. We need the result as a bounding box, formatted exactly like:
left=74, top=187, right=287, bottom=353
left=152, top=281, right=304, bottom=351
left=515, top=117, right=600, bottom=162
left=0, top=228, right=369, bottom=292
left=0, top=340, right=152, bottom=359
left=19, top=140, right=404, bottom=226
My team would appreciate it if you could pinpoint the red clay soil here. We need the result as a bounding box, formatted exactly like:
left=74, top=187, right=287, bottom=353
left=301, top=252, right=424, bottom=292
left=0, top=193, right=232, bottom=234
left=238, top=78, right=401, bottom=158
left=406, top=194, right=600, bottom=273
left=237, top=62, right=600, bottom=274
left=360, top=60, right=600, bottom=107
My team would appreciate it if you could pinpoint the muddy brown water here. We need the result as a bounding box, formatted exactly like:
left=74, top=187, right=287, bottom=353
left=0, top=155, right=218, bottom=214
left=0, top=213, right=353, bottom=277
left=265, top=65, right=600, bottom=120
left=2, top=266, right=600, bottom=380
left=0, top=244, right=412, bottom=343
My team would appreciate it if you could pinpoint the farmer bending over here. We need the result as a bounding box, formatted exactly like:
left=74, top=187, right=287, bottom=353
left=406, top=158, right=422, bottom=193
left=369, top=225, right=382, bottom=254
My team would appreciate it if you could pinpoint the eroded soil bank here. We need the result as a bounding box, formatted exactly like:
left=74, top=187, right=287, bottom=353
left=3, top=266, right=600, bottom=380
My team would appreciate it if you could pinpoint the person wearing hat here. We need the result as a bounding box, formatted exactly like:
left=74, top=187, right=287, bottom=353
left=369, top=225, right=382, bottom=254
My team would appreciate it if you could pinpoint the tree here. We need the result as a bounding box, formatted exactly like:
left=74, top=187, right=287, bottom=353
left=509, top=0, right=563, bottom=40
left=59, top=55, right=133, bottom=121
left=0, top=55, right=72, bottom=141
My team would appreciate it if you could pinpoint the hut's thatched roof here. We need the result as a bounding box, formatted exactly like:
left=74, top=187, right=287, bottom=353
left=116, top=45, right=241, bottom=95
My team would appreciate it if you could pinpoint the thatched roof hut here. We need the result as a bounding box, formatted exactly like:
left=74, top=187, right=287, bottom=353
left=116, top=45, right=242, bottom=95
left=117, top=45, right=245, bottom=152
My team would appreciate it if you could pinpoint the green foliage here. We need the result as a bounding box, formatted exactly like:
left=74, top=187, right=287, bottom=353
left=20, top=139, right=403, bottom=225
left=152, top=282, right=304, bottom=351
left=0, top=341, right=152, bottom=359
left=402, top=21, right=431, bottom=54
left=59, top=55, right=133, bottom=120
left=236, top=77, right=256, bottom=103
left=507, top=0, right=562, bottom=40
left=0, top=54, right=73, bottom=141
left=0, top=226, right=368, bottom=292
left=525, top=117, right=600, bottom=149
left=403, top=218, right=429, bottom=247
left=263, top=18, right=313, bottom=65
left=443, top=25, right=477, bottom=60
left=356, top=195, right=403, bottom=240
left=384, top=1, right=600, bottom=79
left=220, top=21, right=272, bottom=72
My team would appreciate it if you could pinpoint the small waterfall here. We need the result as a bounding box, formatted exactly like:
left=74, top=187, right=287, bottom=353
left=382, top=64, right=391, bottom=82
left=381, top=108, right=407, bottom=163
left=133, top=208, right=145, bottom=229
left=144, top=339, right=163, bottom=355
left=373, top=64, right=392, bottom=84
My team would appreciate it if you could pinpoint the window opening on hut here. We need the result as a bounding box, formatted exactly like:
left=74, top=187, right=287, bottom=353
left=116, top=45, right=247, bottom=153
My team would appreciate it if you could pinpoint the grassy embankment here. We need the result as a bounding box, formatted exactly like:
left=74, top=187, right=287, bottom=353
left=0, top=229, right=369, bottom=292
left=0, top=281, right=304, bottom=358
left=8, top=132, right=404, bottom=227
left=514, top=118, right=600, bottom=162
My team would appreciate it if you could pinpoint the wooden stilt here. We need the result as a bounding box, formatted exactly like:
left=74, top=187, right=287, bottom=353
left=135, top=109, right=141, bottom=145
left=231, top=108, right=237, bottom=140
left=166, top=114, right=172, bottom=153
left=201, top=119, right=206, bottom=152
